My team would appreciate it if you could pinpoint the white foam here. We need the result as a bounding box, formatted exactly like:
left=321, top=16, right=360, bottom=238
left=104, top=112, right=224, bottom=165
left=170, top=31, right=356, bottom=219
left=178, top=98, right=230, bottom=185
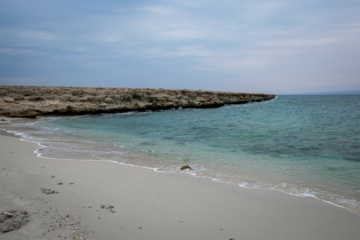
left=237, top=179, right=360, bottom=215
left=3, top=118, right=359, bottom=216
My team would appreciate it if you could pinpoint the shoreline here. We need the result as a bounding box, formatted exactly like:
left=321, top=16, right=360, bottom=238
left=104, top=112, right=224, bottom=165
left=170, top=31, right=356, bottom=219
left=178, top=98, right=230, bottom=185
left=1, top=126, right=360, bottom=239
left=3, top=115, right=360, bottom=216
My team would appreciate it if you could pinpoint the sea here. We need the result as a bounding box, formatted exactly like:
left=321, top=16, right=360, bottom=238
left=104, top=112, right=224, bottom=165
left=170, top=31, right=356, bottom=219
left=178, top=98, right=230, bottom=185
left=3, top=95, right=360, bottom=214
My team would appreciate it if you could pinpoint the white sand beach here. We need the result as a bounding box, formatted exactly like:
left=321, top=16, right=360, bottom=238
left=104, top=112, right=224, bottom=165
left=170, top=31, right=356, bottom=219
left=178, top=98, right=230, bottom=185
left=1, top=127, right=360, bottom=240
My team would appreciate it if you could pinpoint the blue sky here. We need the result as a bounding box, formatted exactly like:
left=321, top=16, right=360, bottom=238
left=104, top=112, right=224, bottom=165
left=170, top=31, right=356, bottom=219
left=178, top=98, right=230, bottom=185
left=0, top=0, right=359, bottom=94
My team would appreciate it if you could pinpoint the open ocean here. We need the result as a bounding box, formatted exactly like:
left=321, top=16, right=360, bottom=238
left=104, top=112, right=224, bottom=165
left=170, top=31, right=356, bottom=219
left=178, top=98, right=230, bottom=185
left=4, top=95, right=360, bottom=214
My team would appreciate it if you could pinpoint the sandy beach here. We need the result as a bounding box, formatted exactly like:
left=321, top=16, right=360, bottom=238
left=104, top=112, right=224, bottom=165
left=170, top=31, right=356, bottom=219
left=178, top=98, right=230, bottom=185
left=1, top=126, right=360, bottom=239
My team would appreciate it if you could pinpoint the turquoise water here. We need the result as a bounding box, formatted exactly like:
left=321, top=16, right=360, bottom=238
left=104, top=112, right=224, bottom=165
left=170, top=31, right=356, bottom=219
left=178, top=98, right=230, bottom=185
left=5, top=95, right=360, bottom=214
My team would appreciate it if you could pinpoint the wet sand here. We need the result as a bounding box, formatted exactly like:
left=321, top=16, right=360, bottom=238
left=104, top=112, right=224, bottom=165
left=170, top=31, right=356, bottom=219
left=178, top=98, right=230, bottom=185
left=1, top=129, right=360, bottom=239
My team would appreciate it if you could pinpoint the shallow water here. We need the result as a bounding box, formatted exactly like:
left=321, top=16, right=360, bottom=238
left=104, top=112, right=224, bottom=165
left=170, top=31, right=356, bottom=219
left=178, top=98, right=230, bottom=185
left=3, top=95, right=360, bottom=214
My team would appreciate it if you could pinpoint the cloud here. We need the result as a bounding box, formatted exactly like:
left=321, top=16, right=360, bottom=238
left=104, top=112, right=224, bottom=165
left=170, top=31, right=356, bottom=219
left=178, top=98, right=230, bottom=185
left=147, top=46, right=213, bottom=57
left=0, top=77, right=44, bottom=85
left=18, top=31, right=58, bottom=41
left=96, top=32, right=123, bottom=43
left=339, top=23, right=360, bottom=34
left=259, top=38, right=341, bottom=47
left=209, top=57, right=270, bottom=69
left=131, top=15, right=208, bottom=41
left=196, top=51, right=273, bottom=71
left=0, top=48, right=40, bottom=55
left=139, top=6, right=175, bottom=15
left=175, top=46, right=213, bottom=57
left=159, top=29, right=204, bottom=40
left=1, top=0, right=360, bottom=92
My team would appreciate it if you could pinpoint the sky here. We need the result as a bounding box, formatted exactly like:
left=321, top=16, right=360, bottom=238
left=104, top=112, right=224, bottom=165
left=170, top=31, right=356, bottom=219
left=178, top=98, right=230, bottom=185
left=0, top=0, right=360, bottom=94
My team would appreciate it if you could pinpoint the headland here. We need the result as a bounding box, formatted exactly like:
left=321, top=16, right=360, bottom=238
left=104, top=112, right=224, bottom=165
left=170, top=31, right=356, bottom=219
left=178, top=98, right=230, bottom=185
left=0, top=86, right=275, bottom=118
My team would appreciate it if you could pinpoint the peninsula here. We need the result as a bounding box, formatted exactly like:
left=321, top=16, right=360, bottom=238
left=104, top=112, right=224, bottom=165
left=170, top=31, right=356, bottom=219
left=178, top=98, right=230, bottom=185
left=0, top=86, right=275, bottom=118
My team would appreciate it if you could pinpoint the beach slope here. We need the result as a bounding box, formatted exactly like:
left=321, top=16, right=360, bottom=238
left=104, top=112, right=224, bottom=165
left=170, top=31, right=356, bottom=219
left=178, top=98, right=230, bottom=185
left=1, top=130, right=360, bottom=239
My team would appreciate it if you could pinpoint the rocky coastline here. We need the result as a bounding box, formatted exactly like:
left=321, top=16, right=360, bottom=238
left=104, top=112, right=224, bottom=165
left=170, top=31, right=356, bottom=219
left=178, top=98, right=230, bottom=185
left=0, top=86, right=276, bottom=118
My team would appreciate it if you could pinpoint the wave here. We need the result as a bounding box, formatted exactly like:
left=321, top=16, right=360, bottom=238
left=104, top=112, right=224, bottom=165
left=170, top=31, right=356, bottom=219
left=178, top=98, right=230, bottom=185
left=2, top=95, right=360, bottom=216
left=238, top=180, right=360, bottom=215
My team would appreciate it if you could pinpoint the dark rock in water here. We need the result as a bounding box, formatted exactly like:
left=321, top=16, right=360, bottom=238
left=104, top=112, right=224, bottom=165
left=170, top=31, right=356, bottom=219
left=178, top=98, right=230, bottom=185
left=0, top=210, right=29, bottom=233
left=180, top=165, right=192, bottom=171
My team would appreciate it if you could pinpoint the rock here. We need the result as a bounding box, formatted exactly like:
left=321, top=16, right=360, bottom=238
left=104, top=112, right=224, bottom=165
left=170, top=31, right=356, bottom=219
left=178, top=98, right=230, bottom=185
left=0, top=86, right=276, bottom=118
left=59, top=95, right=72, bottom=102
left=71, top=89, right=84, bottom=96
left=100, top=204, right=116, bottom=213
left=28, top=96, right=43, bottom=101
left=104, top=97, right=114, bottom=103
left=13, top=95, right=24, bottom=100
left=9, top=109, right=39, bottom=118
left=4, top=212, right=15, bottom=217
left=40, top=188, right=59, bottom=194
left=4, top=97, right=14, bottom=103
left=0, top=210, right=29, bottom=233
left=79, top=96, right=88, bottom=102
left=96, top=95, right=105, bottom=102
left=22, top=90, right=34, bottom=96
left=0, top=90, right=7, bottom=96
left=180, top=165, right=192, bottom=171
left=86, top=96, right=96, bottom=102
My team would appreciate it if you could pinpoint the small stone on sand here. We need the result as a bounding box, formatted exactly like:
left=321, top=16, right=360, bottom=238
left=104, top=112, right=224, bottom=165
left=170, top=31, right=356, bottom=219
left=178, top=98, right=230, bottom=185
left=40, top=188, right=59, bottom=195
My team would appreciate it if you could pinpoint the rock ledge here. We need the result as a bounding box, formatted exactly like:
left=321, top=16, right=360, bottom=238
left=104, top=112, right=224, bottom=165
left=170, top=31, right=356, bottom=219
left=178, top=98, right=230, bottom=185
left=0, top=86, right=276, bottom=118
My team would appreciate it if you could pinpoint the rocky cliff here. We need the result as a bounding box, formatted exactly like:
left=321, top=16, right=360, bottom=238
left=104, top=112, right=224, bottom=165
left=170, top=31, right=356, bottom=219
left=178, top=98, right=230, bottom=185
left=0, top=86, right=276, bottom=118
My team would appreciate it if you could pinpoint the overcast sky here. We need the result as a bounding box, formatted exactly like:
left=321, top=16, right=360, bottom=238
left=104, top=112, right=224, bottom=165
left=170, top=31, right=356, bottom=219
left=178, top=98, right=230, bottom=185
left=1, top=0, right=360, bottom=94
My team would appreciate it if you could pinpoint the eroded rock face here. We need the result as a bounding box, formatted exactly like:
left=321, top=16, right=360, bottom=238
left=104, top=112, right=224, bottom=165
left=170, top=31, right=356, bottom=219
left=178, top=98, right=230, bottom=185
left=0, top=86, right=276, bottom=118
